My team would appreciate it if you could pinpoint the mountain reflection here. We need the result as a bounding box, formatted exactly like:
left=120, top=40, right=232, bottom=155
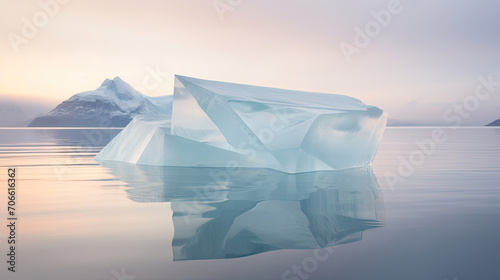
left=100, top=162, right=386, bottom=260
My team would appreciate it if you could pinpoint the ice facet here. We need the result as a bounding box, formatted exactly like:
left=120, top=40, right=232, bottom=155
left=98, top=163, right=386, bottom=260
left=95, top=75, right=387, bottom=173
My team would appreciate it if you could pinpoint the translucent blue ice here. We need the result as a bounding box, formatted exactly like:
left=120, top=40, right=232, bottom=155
left=99, top=162, right=386, bottom=260
left=95, top=75, right=387, bottom=173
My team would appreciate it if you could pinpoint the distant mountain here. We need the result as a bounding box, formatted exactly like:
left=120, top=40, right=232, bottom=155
left=0, top=103, right=30, bottom=126
left=29, top=77, right=172, bottom=127
left=486, top=119, right=500, bottom=126
left=0, top=96, right=55, bottom=127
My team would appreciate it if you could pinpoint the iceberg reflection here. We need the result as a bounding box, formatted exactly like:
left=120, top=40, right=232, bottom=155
left=100, top=162, right=386, bottom=260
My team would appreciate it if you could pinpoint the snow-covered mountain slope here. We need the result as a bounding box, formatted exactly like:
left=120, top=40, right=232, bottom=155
left=29, top=77, right=172, bottom=127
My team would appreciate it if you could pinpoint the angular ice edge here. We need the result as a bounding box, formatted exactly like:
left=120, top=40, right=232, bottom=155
left=95, top=75, right=387, bottom=173
left=97, top=163, right=385, bottom=260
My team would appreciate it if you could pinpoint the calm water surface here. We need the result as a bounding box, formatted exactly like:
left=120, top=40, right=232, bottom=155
left=0, top=127, right=499, bottom=280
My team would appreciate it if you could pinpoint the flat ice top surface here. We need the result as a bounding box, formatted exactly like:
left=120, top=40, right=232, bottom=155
left=176, top=75, right=370, bottom=111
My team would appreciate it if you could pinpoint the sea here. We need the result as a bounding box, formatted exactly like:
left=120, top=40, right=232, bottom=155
left=0, top=127, right=499, bottom=280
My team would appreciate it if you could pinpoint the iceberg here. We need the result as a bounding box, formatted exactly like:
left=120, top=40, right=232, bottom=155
left=95, top=75, right=387, bottom=173
left=98, top=162, right=386, bottom=260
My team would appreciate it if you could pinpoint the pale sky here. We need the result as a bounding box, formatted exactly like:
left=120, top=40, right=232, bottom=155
left=1, top=0, right=499, bottom=122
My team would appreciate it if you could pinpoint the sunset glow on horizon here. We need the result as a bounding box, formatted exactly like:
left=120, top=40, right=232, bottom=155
left=1, top=0, right=499, bottom=124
